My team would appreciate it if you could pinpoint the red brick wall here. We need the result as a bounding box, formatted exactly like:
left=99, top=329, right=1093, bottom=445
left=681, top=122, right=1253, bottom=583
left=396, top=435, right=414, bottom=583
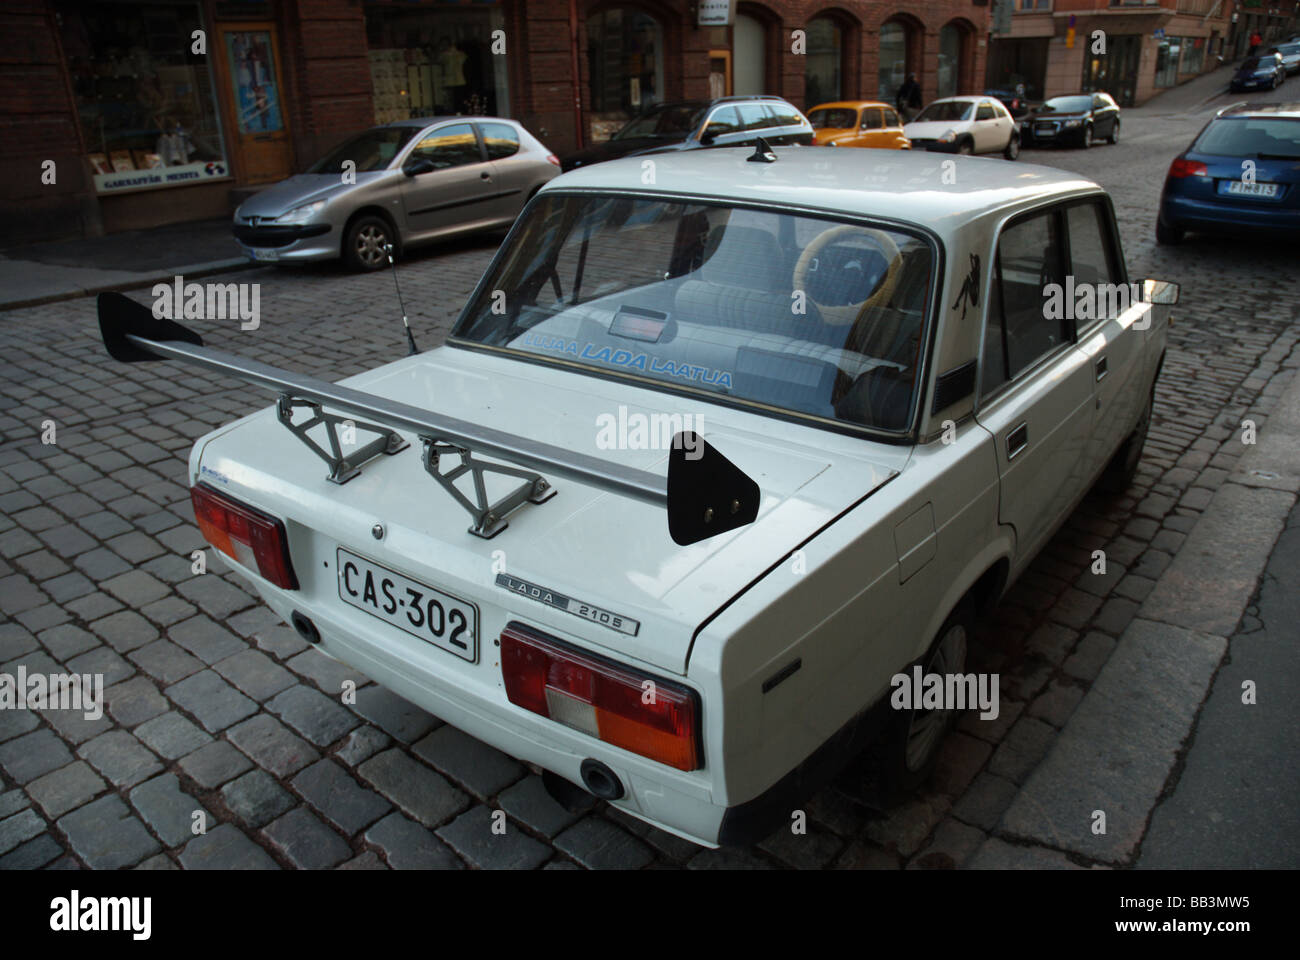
left=0, top=0, right=92, bottom=244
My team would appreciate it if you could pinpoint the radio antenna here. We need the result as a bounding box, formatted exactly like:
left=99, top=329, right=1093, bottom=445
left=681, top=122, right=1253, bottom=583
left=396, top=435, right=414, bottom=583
left=385, top=243, right=418, bottom=356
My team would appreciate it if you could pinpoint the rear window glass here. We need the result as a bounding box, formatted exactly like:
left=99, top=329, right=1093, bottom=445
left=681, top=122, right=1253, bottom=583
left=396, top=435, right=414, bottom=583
left=453, top=195, right=935, bottom=434
left=1193, top=117, right=1300, bottom=158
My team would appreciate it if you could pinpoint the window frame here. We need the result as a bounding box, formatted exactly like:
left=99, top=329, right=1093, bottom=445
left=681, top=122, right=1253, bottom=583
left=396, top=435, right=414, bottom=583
left=400, top=120, right=488, bottom=170
left=477, top=120, right=521, bottom=160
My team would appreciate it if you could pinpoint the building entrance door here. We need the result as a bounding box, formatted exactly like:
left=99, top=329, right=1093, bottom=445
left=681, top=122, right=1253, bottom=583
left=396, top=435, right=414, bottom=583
left=215, top=22, right=293, bottom=184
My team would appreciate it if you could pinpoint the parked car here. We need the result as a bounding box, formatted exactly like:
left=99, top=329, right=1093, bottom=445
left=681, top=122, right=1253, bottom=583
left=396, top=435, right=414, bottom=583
left=1229, top=54, right=1286, bottom=91
left=99, top=145, right=1176, bottom=848
left=560, top=96, right=814, bottom=171
left=1157, top=101, right=1300, bottom=244
left=1261, top=42, right=1300, bottom=75
left=807, top=100, right=910, bottom=149
left=1019, top=93, right=1121, bottom=148
left=903, top=95, right=1019, bottom=158
left=983, top=87, right=1039, bottom=119
left=232, top=117, right=560, bottom=272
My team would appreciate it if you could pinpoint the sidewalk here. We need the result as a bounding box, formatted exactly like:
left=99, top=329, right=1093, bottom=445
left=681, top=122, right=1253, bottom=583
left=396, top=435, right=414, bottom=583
left=0, top=217, right=248, bottom=312
left=1123, top=62, right=1234, bottom=119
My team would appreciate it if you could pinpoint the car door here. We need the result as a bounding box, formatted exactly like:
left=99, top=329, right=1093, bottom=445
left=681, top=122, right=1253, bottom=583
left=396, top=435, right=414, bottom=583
left=398, top=122, right=498, bottom=238
left=972, top=101, right=1002, bottom=152
left=975, top=206, right=1097, bottom=570
left=1066, top=198, right=1147, bottom=483
left=1091, top=95, right=1112, bottom=137
left=475, top=121, right=533, bottom=221
left=881, top=106, right=908, bottom=148
left=859, top=106, right=886, bottom=147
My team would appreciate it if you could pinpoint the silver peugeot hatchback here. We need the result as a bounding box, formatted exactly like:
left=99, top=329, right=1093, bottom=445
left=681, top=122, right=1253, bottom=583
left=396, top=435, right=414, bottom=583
left=233, top=117, right=560, bottom=271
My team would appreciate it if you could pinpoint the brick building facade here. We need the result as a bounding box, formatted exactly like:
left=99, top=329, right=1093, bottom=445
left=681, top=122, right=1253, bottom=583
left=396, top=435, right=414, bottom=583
left=1, top=0, right=992, bottom=245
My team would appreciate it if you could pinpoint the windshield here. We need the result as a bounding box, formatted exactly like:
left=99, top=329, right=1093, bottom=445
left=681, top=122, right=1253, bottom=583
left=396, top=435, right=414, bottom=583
left=614, top=104, right=707, bottom=140
left=1241, top=57, right=1275, bottom=71
left=1040, top=96, right=1093, bottom=114
left=913, top=101, right=973, bottom=123
left=1193, top=117, right=1300, bottom=158
left=808, top=108, right=859, bottom=130
left=1267, top=44, right=1300, bottom=55
left=453, top=195, right=934, bottom=434
left=308, top=127, right=417, bottom=174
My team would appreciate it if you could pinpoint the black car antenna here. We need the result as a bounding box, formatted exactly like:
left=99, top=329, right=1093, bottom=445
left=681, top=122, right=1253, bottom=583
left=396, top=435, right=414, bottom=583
left=384, top=242, right=419, bottom=356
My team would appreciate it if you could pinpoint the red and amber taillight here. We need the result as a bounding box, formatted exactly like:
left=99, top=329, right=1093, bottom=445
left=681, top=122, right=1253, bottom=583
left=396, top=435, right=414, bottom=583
left=191, top=483, right=298, bottom=589
left=500, top=622, right=701, bottom=770
left=1168, top=157, right=1209, bottom=179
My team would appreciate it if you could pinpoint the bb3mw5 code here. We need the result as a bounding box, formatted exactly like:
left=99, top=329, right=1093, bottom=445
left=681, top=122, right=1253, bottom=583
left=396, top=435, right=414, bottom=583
left=1120, top=897, right=1250, bottom=911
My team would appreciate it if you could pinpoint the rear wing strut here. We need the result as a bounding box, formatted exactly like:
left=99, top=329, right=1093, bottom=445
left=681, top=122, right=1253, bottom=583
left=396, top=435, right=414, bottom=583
left=97, top=292, right=759, bottom=546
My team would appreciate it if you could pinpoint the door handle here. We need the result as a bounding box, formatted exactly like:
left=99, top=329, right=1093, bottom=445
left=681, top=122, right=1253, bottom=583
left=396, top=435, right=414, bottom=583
left=1095, top=355, right=1109, bottom=382
left=1007, top=422, right=1029, bottom=460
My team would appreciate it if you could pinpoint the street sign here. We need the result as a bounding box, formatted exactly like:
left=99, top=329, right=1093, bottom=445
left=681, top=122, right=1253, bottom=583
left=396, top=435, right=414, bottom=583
left=697, top=0, right=735, bottom=27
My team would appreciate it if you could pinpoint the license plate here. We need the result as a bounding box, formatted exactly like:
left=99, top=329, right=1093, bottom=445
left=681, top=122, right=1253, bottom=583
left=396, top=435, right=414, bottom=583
left=336, top=548, right=478, bottom=662
left=250, top=248, right=278, bottom=262
left=1221, top=181, right=1279, bottom=198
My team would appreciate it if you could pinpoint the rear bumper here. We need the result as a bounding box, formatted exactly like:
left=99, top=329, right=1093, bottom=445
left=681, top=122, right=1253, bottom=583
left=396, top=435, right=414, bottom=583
left=1160, top=191, right=1300, bottom=236
left=232, top=222, right=336, bottom=263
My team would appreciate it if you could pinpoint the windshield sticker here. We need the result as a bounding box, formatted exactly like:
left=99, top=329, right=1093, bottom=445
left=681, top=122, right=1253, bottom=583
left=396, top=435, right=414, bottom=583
left=520, top=333, right=734, bottom=389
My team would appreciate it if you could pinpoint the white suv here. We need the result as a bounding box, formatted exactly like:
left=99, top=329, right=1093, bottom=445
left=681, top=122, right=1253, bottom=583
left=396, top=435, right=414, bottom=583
left=904, top=95, right=1019, bottom=159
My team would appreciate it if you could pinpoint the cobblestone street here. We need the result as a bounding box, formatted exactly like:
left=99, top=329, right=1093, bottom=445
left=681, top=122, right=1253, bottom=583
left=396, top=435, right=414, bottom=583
left=1, top=91, right=1298, bottom=870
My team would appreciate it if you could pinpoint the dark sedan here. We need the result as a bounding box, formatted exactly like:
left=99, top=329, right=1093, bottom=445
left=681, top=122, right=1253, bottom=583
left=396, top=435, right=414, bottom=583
left=1019, top=93, right=1120, bottom=148
left=1157, top=102, right=1300, bottom=244
left=559, top=96, right=813, bottom=172
left=1261, top=43, right=1300, bottom=76
left=1230, top=54, right=1286, bottom=92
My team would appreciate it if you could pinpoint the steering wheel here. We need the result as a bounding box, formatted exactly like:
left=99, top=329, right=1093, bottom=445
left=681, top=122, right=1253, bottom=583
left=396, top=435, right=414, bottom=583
left=792, top=225, right=903, bottom=328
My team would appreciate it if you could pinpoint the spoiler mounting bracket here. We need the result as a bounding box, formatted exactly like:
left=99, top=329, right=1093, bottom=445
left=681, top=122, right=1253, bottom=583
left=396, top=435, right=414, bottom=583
left=420, top=437, right=557, bottom=539
left=276, top=394, right=409, bottom=484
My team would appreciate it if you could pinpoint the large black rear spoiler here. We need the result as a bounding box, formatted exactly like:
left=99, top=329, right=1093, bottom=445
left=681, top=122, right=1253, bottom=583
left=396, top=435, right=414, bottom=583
left=97, top=292, right=759, bottom=545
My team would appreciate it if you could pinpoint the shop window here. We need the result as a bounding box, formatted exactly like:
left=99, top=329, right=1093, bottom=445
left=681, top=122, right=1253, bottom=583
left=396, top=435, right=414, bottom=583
left=588, top=7, right=665, bottom=134
left=1154, top=38, right=1182, bottom=87
left=806, top=17, right=843, bottom=106
left=366, top=4, right=509, bottom=124
left=878, top=22, right=907, bottom=101
left=938, top=25, right=964, bottom=99
left=57, top=0, right=229, bottom=194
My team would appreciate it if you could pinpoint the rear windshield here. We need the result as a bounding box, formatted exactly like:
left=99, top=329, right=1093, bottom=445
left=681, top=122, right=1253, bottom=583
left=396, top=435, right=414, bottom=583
left=809, top=108, right=859, bottom=130
left=1193, top=117, right=1300, bottom=158
left=914, top=101, right=973, bottom=123
left=309, top=128, right=417, bottom=173
left=453, top=195, right=935, bottom=434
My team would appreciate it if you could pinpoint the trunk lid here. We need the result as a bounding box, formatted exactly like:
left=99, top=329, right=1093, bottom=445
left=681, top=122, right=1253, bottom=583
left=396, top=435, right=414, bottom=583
left=194, top=345, right=905, bottom=674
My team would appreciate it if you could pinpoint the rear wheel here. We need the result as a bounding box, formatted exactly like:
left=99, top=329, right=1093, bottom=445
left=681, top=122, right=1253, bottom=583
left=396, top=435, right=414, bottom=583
left=1156, top=218, right=1184, bottom=245
left=344, top=214, right=395, bottom=272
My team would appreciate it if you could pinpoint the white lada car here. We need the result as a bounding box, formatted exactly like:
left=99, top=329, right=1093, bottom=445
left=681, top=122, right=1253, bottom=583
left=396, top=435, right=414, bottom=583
left=98, top=143, right=1176, bottom=848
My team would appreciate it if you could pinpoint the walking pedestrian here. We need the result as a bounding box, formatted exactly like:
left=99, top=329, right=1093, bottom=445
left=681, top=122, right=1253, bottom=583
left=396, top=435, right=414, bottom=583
left=1249, top=31, right=1262, bottom=56
left=896, top=73, right=922, bottom=123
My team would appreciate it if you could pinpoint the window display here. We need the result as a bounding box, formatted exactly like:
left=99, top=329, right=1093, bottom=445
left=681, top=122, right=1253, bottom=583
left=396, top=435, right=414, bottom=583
left=57, top=0, right=229, bottom=194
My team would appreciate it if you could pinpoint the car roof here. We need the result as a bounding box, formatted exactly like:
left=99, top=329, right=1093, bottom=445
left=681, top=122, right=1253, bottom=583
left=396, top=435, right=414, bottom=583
left=381, top=115, right=521, bottom=129
left=544, top=147, right=1102, bottom=241
left=809, top=101, right=895, bottom=110
left=1217, top=101, right=1300, bottom=118
left=928, top=95, right=994, bottom=104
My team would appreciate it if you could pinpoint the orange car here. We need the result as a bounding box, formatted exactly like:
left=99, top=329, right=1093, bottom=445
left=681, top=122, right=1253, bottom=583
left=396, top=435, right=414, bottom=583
left=807, top=100, right=911, bottom=149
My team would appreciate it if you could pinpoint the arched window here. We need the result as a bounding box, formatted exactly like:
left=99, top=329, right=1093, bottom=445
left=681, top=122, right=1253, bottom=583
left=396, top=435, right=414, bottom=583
left=587, top=8, right=665, bottom=117
left=878, top=22, right=907, bottom=101
left=734, top=13, right=766, bottom=95
left=806, top=17, right=843, bottom=106
left=937, top=24, right=964, bottom=99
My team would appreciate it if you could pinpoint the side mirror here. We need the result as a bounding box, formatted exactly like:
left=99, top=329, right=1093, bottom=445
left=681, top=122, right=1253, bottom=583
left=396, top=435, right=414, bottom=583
left=699, top=130, right=717, bottom=146
left=1142, top=279, right=1180, bottom=306
left=402, top=157, right=436, bottom=177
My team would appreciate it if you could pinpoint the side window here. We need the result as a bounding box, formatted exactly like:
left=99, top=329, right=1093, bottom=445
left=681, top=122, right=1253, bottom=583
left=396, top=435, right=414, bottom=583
left=861, top=108, right=884, bottom=129
left=479, top=122, right=520, bottom=160
left=768, top=103, right=804, bottom=126
left=703, top=106, right=741, bottom=138
left=981, top=209, right=1069, bottom=394
left=736, top=103, right=774, bottom=131
left=976, top=104, right=996, bottom=121
left=1066, top=201, right=1121, bottom=306
left=882, top=107, right=902, bottom=127
left=410, top=123, right=481, bottom=169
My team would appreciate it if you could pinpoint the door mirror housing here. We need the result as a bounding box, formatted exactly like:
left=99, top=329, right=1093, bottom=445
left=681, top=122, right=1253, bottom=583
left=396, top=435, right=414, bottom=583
left=1142, top=279, right=1180, bottom=305
left=402, top=156, right=437, bottom=177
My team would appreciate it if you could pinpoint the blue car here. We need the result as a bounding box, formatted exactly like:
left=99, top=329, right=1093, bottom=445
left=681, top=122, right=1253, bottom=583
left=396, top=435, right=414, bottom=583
left=1230, top=54, right=1286, bottom=91
left=1157, top=102, right=1300, bottom=244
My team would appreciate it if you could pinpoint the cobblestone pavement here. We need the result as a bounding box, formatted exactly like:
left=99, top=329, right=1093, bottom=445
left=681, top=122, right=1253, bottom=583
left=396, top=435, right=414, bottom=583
left=2, top=99, right=1298, bottom=869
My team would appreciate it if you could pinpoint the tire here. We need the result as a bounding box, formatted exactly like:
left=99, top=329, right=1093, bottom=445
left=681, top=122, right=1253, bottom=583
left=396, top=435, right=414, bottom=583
left=1156, top=218, right=1184, bottom=245
left=1081, top=124, right=1094, bottom=149
left=1003, top=133, right=1020, bottom=160
left=869, top=604, right=974, bottom=802
left=344, top=214, right=395, bottom=272
left=957, top=138, right=974, bottom=156
left=1108, top=119, right=1120, bottom=145
left=1098, top=385, right=1154, bottom=494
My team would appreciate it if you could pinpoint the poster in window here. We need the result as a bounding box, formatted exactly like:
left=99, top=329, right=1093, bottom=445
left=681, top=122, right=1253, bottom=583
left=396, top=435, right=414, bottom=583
left=225, top=31, right=284, bottom=133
